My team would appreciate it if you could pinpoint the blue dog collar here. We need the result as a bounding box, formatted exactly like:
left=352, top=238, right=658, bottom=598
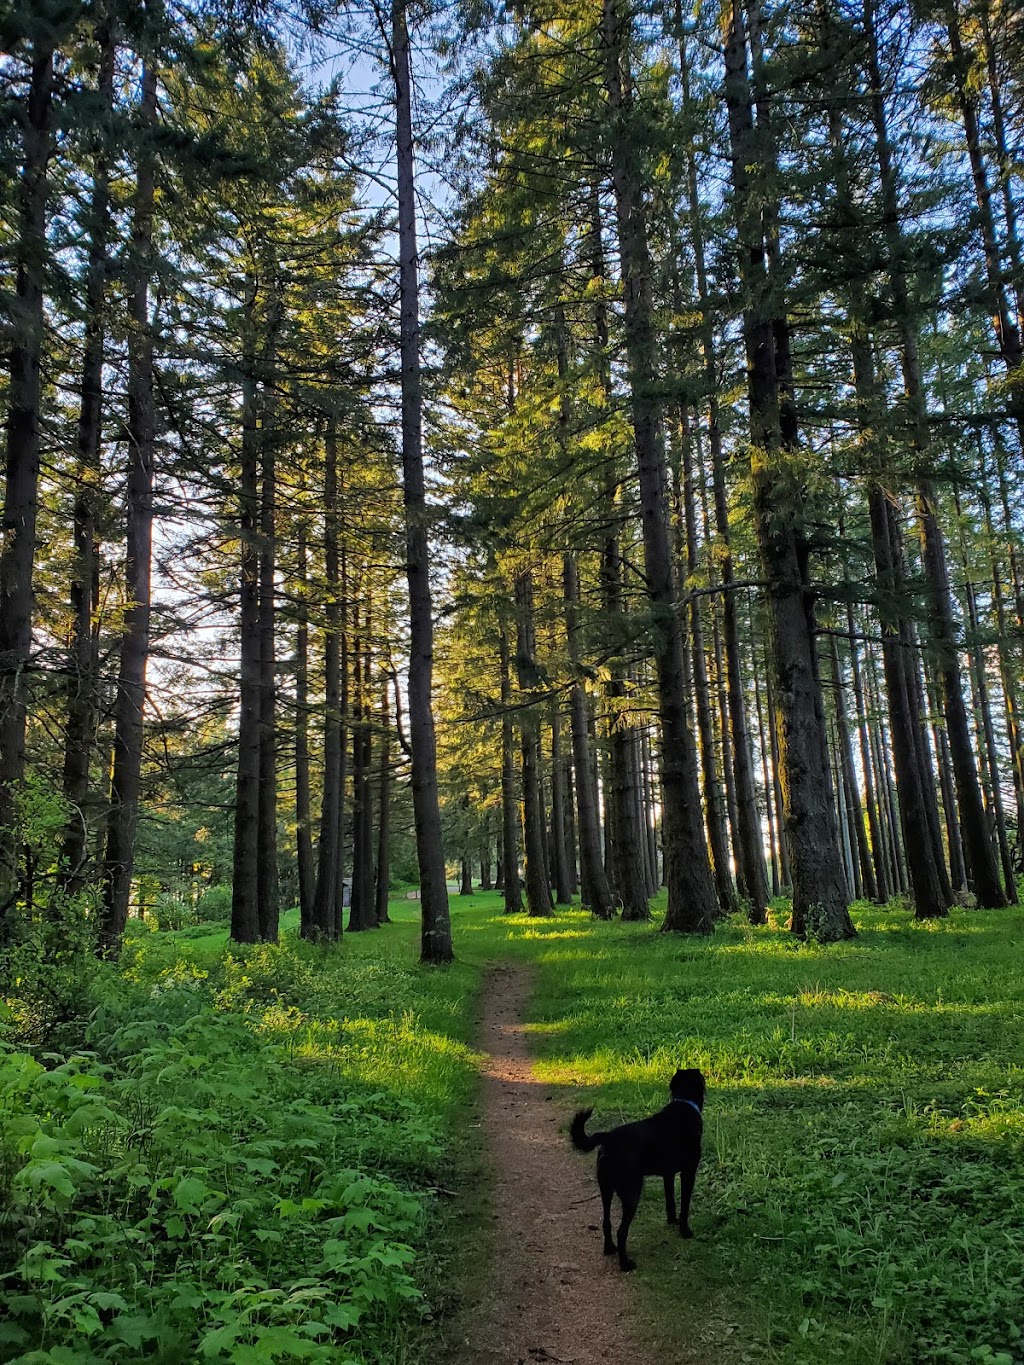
left=672, top=1098, right=702, bottom=1115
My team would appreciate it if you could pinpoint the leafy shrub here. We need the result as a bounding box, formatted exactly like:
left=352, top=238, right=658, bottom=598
left=0, top=898, right=99, bottom=1049
left=196, top=883, right=233, bottom=923
left=151, top=892, right=195, bottom=932
left=0, top=927, right=477, bottom=1363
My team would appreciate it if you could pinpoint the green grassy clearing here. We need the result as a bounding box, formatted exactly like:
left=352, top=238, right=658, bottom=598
left=463, top=896, right=1024, bottom=1365
left=3, top=894, right=1023, bottom=1364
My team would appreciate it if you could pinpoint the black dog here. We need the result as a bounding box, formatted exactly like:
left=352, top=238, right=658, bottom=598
left=570, top=1068, right=705, bottom=1272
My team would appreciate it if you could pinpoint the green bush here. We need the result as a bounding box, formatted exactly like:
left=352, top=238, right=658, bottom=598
left=0, top=921, right=478, bottom=1364
left=151, top=892, right=195, bottom=932
left=0, top=898, right=98, bottom=1049
left=196, top=883, right=233, bottom=923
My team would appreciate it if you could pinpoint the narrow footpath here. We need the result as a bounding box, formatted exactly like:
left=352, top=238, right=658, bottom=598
left=453, top=962, right=655, bottom=1365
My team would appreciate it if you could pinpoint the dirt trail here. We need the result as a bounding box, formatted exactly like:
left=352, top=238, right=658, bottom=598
left=454, top=962, right=655, bottom=1365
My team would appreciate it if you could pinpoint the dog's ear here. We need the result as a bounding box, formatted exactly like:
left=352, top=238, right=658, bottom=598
left=671, top=1067, right=706, bottom=1099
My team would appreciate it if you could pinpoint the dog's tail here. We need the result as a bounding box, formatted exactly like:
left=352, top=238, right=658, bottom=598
left=570, top=1107, right=608, bottom=1153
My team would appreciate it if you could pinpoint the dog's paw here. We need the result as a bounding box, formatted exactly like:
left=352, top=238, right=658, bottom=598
left=620, top=1258, right=637, bottom=1273
left=680, top=1225, right=694, bottom=1239
left=603, top=1243, right=616, bottom=1256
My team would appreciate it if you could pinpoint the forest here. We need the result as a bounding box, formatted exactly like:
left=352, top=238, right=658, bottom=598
left=1, top=0, right=1023, bottom=1360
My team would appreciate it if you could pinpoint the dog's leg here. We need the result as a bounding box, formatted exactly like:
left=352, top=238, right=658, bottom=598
left=598, top=1159, right=615, bottom=1256
left=678, top=1161, right=698, bottom=1239
left=617, top=1177, right=642, bottom=1272
left=663, top=1174, right=676, bottom=1226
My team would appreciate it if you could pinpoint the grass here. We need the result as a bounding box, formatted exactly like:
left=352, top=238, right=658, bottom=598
left=3, top=892, right=1023, bottom=1364
left=455, top=894, right=1024, bottom=1365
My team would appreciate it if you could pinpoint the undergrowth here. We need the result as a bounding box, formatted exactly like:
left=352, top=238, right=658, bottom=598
left=4, top=893, right=1023, bottom=1364
left=0, top=907, right=479, bottom=1364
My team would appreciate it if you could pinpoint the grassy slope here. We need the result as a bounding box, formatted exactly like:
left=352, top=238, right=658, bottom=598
left=4, top=895, right=1022, bottom=1364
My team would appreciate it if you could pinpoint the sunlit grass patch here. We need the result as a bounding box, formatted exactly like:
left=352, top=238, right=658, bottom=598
left=470, top=898, right=1024, bottom=1364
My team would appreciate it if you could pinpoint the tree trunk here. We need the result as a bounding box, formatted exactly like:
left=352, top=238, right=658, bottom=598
left=724, top=0, right=852, bottom=941
left=674, top=0, right=768, bottom=922
left=981, top=472, right=1024, bottom=857
left=830, top=634, right=876, bottom=902
left=256, top=328, right=280, bottom=944
left=978, top=0, right=1024, bottom=324
left=295, top=521, right=315, bottom=936
left=862, top=0, right=1006, bottom=908
left=753, top=662, right=780, bottom=896
left=498, top=613, right=523, bottom=914
left=817, top=46, right=936, bottom=913
left=479, top=826, right=493, bottom=891
left=845, top=605, right=890, bottom=903
left=0, top=41, right=54, bottom=924
left=230, top=308, right=261, bottom=944
left=681, top=411, right=736, bottom=915
left=763, top=657, right=792, bottom=891
left=563, top=554, right=615, bottom=917
left=349, top=601, right=376, bottom=931
left=945, top=2, right=1024, bottom=444
left=309, top=423, right=343, bottom=940
left=375, top=674, right=392, bottom=924
left=515, top=569, right=553, bottom=917
left=955, top=490, right=1014, bottom=899
left=59, top=22, right=115, bottom=899
left=393, top=0, right=453, bottom=962
left=602, top=0, right=717, bottom=934
left=600, top=530, right=650, bottom=921
left=99, top=65, right=158, bottom=952
left=869, top=488, right=952, bottom=918
left=563, top=756, right=579, bottom=896
left=916, top=481, right=1006, bottom=905
left=549, top=706, right=573, bottom=904
left=640, top=724, right=660, bottom=893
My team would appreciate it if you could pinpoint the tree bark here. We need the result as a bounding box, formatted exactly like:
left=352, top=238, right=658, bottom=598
left=99, top=64, right=158, bottom=952
left=674, top=0, right=768, bottom=922
left=295, top=520, right=315, bottom=937
left=514, top=569, right=553, bottom=917
left=724, top=0, right=852, bottom=940
left=845, top=604, right=889, bottom=903
left=601, top=0, right=716, bottom=934
left=945, top=2, right=1024, bottom=444
left=563, top=554, right=615, bottom=917
left=349, top=600, right=376, bottom=931
left=955, top=490, right=1014, bottom=899
left=549, top=706, right=573, bottom=904
left=600, top=529, right=650, bottom=921
left=498, top=612, right=523, bottom=913
left=752, top=659, right=780, bottom=896
left=681, top=410, right=736, bottom=914
left=309, top=423, right=343, bottom=940
left=0, top=40, right=54, bottom=923
left=981, top=470, right=1024, bottom=854
left=256, top=321, right=280, bottom=944
left=862, top=0, right=1006, bottom=908
left=230, top=298, right=261, bottom=945
left=59, top=22, right=115, bottom=899
left=392, top=0, right=453, bottom=961
left=830, top=634, right=876, bottom=902
left=375, top=674, right=392, bottom=924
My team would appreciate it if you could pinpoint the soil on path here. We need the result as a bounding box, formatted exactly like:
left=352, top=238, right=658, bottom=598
left=453, top=962, right=656, bottom=1365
